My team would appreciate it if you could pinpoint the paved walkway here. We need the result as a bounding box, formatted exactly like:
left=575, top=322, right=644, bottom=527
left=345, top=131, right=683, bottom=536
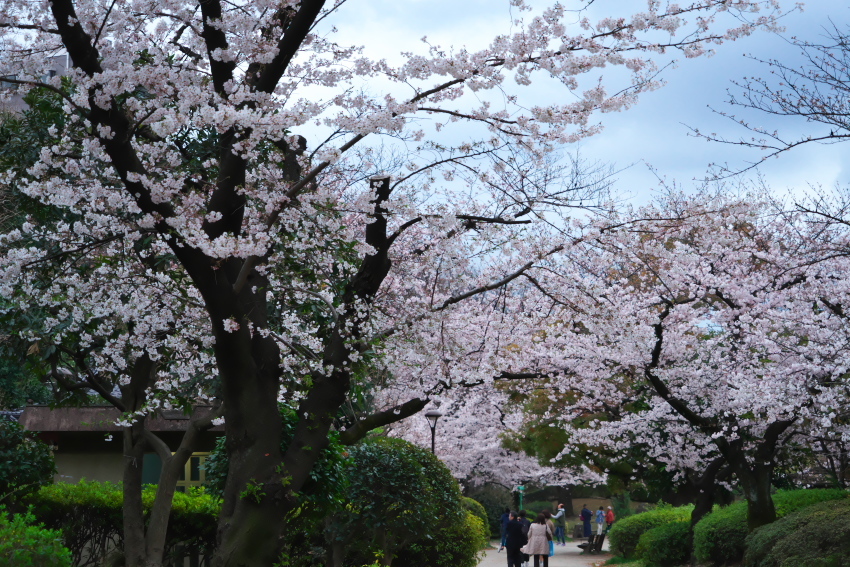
left=478, top=540, right=611, bottom=567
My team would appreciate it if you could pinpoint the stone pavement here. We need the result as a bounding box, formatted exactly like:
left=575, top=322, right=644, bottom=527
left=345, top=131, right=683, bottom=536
left=477, top=540, right=611, bottom=567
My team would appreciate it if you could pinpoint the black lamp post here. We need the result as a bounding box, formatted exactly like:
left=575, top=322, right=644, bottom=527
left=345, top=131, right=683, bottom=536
left=424, top=409, right=442, bottom=454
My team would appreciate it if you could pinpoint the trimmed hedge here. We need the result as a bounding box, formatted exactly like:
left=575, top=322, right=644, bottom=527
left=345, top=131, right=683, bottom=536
left=608, top=504, right=693, bottom=558
left=635, top=520, right=691, bottom=567
left=694, top=488, right=848, bottom=565
left=744, top=498, right=850, bottom=567
left=0, top=508, right=72, bottom=566
left=24, top=481, right=219, bottom=566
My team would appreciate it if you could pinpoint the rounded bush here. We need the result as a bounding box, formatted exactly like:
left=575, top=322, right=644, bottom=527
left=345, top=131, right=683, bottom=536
left=692, top=499, right=747, bottom=565
left=466, top=484, right=512, bottom=538
left=394, top=510, right=487, bottom=567
left=0, top=509, right=72, bottom=566
left=331, top=437, right=464, bottom=565
left=635, top=521, right=692, bottom=567
left=744, top=498, right=850, bottom=567
left=694, top=489, right=848, bottom=565
left=608, top=504, right=693, bottom=558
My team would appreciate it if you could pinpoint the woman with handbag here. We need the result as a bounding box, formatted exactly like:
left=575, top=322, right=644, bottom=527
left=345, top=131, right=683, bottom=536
left=542, top=510, right=556, bottom=558
left=521, top=514, right=552, bottom=567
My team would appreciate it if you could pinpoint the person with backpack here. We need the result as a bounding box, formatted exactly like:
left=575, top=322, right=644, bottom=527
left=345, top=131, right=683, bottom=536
left=504, top=511, right=527, bottom=567
left=518, top=510, right=532, bottom=567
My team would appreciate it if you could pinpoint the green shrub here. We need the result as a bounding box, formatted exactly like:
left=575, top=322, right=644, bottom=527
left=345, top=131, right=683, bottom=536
left=466, top=484, right=512, bottom=538
left=394, top=510, right=487, bottom=567
left=692, top=499, right=747, bottom=566
left=24, top=480, right=220, bottom=566
left=0, top=508, right=72, bottom=566
left=635, top=521, right=691, bottom=567
left=461, top=497, right=490, bottom=547
left=612, top=492, right=634, bottom=521
left=744, top=498, right=850, bottom=567
left=0, top=420, right=55, bottom=503
left=608, top=504, right=693, bottom=558
left=694, top=489, right=848, bottom=565
left=26, top=480, right=123, bottom=565
left=330, top=437, right=464, bottom=566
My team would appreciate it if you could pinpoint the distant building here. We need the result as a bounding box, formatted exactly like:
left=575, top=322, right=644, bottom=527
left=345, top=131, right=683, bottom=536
left=19, top=405, right=224, bottom=489
left=0, top=53, right=70, bottom=114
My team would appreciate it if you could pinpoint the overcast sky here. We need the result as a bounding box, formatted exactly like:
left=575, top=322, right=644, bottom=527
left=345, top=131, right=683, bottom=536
left=330, top=0, right=850, bottom=204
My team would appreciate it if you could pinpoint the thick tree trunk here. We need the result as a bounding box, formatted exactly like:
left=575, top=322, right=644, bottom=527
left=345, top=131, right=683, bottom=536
left=688, top=457, right=730, bottom=529
left=211, top=177, right=397, bottom=566
left=738, top=463, right=777, bottom=530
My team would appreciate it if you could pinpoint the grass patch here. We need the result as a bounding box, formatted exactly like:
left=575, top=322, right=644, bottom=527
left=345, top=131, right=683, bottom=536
left=604, top=557, right=646, bottom=567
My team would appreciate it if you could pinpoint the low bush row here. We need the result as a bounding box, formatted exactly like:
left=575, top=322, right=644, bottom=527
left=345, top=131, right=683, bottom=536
left=608, top=503, right=693, bottom=558
left=607, top=488, right=849, bottom=567
left=693, top=488, right=847, bottom=565
left=24, top=481, right=219, bottom=566
left=744, top=498, right=850, bottom=567
left=19, top=440, right=487, bottom=566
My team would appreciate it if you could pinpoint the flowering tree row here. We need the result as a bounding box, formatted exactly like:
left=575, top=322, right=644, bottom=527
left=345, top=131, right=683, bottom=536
left=501, top=192, right=850, bottom=529
left=0, top=0, right=786, bottom=564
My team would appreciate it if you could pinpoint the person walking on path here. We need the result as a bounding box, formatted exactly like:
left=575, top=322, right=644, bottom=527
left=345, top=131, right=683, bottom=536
left=505, top=511, right=527, bottom=567
left=552, top=504, right=567, bottom=546
left=542, top=510, right=557, bottom=558
left=579, top=505, right=592, bottom=544
left=605, top=506, right=615, bottom=531
left=522, top=513, right=553, bottom=567
left=499, top=507, right=511, bottom=551
left=518, top=510, right=532, bottom=567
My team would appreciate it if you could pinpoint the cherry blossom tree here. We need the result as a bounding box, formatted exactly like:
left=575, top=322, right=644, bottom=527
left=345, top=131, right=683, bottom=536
left=0, top=1, right=788, bottom=564
left=534, top=192, right=850, bottom=530
left=386, top=389, right=602, bottom=491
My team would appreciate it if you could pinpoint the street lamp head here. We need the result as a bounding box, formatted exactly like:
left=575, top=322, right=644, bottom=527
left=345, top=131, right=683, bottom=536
left=424, top=409, right=442, bottom=430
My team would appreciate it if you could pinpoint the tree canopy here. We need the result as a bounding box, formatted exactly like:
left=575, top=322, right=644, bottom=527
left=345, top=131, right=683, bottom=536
left=0, top=0, right=790, bottom=564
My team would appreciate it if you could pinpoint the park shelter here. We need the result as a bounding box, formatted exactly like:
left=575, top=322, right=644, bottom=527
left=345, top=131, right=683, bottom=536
left=19, top=405, right=223, bottom=488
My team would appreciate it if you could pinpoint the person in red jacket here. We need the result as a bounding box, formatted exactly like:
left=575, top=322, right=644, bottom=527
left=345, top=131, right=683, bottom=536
left=605, top=506, right=615, bottom=531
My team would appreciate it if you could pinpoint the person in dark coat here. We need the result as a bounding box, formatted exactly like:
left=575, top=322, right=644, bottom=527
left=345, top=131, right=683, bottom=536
left=518, top=510, right=532, bottom=567
left=504, top=511, right=527, bottom=567
left=579, top=504, right=593, bottom=543
left=499, top=507, right=511, bottom=551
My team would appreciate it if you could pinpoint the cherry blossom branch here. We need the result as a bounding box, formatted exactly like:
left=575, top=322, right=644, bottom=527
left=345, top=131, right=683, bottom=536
left=338, top=397, right=429, bottom=445
left=0, top=77, right=87, bottom=114
left=0, top=23, right=58, bottom=33
left=389, top=147, right=499, bottom=191
left=643, top=305, right=715, bottom=432
left=436, top=244, right=565, bottom=311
